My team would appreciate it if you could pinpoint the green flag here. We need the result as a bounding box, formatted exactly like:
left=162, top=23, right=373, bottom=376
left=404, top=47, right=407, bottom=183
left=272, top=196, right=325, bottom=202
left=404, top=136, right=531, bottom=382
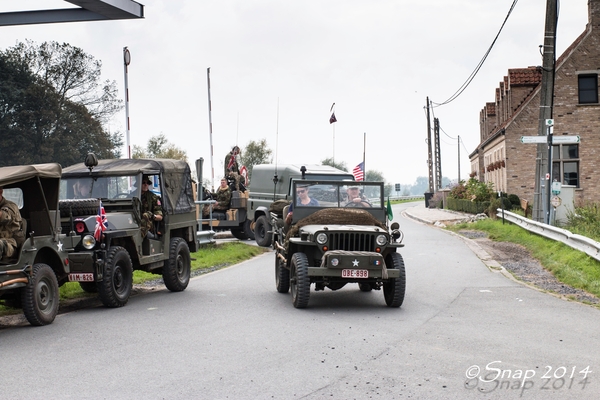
left=386, top=197, right=393, bottom=221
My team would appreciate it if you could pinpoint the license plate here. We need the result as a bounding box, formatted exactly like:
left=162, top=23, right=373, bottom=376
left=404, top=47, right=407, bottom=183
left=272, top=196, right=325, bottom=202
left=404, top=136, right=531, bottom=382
left=69, top=273, right=94, bottom=282
left=341, top=269, right=369, bottom=278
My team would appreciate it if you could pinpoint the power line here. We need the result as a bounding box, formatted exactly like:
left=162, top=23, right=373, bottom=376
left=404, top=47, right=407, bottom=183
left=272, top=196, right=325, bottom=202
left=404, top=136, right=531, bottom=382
left=432, top=0, right=520, bottom=107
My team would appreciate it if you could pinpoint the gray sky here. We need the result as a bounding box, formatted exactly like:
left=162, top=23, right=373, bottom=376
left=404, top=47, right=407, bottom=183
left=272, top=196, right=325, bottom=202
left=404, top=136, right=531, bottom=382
left=0, top=0, right=590, bottom=188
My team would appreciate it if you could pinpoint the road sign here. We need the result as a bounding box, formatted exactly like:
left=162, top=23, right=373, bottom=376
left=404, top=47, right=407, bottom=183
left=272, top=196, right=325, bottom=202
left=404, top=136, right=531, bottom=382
left=546, top=119, right=554, bottom=126
left=551, top=195, right=562, bottom=208
left=552, top=135, right=580, bottom=144
left=520, top=136, right=547, bottom=144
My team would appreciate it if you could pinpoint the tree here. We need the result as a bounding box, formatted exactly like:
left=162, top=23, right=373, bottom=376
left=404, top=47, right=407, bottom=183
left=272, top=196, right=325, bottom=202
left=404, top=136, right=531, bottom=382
left=0, top=41, right=123, bottom=167
left=132, top=133, right=187, bottom=161
left=240, top=139, right=272, bottom=180
left=321, top=157, right=348, bottom=172
left=365, top=170, right=392, bottom=197
left=410, top=176, right=430, bottom=196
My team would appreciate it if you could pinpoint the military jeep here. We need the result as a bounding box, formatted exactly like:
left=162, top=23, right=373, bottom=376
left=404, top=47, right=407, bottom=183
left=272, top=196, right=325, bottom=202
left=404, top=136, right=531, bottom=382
left=59, top=157, right=198, bottom=308
left=0, top=163, right=74, bottom=325
left=271, top=180, right=406, bottom=308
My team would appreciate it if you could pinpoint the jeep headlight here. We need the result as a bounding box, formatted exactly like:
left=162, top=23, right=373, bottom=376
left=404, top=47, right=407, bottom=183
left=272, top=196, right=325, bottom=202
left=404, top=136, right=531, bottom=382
left=82, top=234, right=96, bottom=250
left=316, top=233, right=328, bottom=245
left=376, top=234, right=388, bottom=246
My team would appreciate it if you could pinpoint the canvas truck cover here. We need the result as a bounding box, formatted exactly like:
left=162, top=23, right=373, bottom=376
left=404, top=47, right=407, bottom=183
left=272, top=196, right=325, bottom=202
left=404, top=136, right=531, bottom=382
left=62, top=158, right=195, bottom=214
left=0, top=163, right=62, bottom=187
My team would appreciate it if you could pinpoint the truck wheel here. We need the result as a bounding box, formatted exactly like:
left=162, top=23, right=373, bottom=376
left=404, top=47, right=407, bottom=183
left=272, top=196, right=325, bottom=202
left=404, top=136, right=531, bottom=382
left=21, top=263, right=59, bottom=326
left=231, top=227, right=248, bottom=241
left=254, top=215, right=272, bottom=247
left=290, top=253, right=310, bottom=308
left=79, top=282, right=98, bottom=293
left=275, top=256, right=289, bottom=293
left=99, top=246, right=133, bottom=307
left=383, top=253, right=406, bottom=307
left=162, top=237, right=191, bottom=292
left=244, top=218, right=255, bottom=241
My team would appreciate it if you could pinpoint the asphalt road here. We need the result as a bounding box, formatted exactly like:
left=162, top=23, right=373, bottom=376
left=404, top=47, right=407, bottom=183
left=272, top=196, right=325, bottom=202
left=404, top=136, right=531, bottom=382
left=1, top=202, right=598, bottom=399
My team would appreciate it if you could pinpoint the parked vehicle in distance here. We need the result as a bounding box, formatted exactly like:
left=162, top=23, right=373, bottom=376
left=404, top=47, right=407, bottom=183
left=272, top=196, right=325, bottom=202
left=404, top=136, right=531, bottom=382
left=59, top=156, right=199, bottom=308
left=271, top=180, right=406, bottom=308
left=0, top=163, right=75, bottom=325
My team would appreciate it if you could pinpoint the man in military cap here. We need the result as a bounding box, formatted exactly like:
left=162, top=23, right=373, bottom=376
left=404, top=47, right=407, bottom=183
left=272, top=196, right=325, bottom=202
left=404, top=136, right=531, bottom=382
left=0, top=186, right=25, bottom=259
left=345, top=184, right=371, bottom=207
left=140, top=175, right=163, bottom=238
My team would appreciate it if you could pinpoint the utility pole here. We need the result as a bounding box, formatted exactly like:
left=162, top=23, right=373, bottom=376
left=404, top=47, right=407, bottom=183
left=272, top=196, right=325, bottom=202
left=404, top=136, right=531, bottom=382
left=434, top=117, right=442, bottom=190
left=458, top=135, right=461, bottom=183
left=533, top=0, right=557, bottom=223
left=425, top=97, right=434, bottom=193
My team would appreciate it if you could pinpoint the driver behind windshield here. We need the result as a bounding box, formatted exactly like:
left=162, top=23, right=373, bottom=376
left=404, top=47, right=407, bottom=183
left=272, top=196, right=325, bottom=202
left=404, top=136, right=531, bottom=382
left=285, top=184, right=319, bottom=225
left=345, top=185, right=371, bottom=207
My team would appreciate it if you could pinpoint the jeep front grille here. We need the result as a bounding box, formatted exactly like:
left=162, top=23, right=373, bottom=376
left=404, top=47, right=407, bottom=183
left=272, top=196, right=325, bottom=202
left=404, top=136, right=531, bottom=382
left=327, top=232, right=376, bottom=252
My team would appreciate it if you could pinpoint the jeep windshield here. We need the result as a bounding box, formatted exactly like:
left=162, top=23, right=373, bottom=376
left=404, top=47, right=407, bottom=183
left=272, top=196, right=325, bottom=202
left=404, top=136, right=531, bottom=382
left=292, top=180, right=384, bottom=209
left=60, top=176, right=140, bottom=200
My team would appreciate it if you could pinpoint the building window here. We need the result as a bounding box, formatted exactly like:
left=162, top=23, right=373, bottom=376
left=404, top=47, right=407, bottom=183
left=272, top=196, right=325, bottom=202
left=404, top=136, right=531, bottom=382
left=578, top=74, right=598, bottom=104
left=552, top=144, right=579, bottom=187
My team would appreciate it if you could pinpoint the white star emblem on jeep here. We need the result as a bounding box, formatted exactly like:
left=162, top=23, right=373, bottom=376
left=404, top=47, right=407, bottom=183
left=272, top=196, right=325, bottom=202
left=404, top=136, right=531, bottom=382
left=352, top=259, right=359, bottom=267
left=57, top=242, right=63, bottom=252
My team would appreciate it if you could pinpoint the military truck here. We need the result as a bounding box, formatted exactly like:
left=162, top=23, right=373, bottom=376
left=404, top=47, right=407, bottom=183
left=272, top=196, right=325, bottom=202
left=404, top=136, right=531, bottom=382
left=0, top=163, right=75, bottom=325
left=59, top=156, right=198, bottom=308
left=247, top=164, right=354, bottom=247
left=271, top=179, right=406, bottom=308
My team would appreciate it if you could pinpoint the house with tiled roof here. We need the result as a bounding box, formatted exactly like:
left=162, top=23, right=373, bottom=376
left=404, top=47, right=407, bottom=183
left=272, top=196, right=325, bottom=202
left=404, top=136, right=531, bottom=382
left=469, top=0, right=600, bottom=205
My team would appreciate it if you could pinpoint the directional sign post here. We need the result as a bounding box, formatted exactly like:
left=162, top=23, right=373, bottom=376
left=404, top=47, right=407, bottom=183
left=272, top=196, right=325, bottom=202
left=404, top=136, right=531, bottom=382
left=520, top=136, right=547, bottom=144
left=552, top=135, right=580, bottom=144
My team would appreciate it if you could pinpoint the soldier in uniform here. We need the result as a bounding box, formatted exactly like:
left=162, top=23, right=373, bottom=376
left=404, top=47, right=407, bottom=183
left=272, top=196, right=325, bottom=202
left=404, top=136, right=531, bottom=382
left=0, top=186, right=25, bottom=259
left=140, top=175, right=163, bottom=238
left=213, top=178, right=232, bottom=212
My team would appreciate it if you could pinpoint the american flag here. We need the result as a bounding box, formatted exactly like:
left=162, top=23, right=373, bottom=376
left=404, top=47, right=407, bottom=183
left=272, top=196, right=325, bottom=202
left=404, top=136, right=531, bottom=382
left=352, top=162, right=364, bottom=181
left=94, top=201, right=107, bottom=241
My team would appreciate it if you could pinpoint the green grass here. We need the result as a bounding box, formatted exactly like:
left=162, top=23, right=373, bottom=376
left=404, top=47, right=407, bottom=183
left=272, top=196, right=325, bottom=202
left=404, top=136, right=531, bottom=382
left=448, top=219, right=600, bottom=299
left=1, top=242, right=267, bottom=315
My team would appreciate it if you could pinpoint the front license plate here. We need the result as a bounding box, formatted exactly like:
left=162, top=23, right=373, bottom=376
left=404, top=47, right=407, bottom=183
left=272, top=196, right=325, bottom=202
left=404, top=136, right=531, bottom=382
left=69, top=273, right=94, bottom=282
left=341, top=269, right=369, bottom=278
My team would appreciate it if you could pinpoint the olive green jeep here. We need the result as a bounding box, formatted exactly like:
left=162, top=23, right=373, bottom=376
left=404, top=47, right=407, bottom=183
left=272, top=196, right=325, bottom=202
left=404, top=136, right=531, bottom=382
left=271, top=180, right=406, bottom=308
left=59, top=156, right=199, bottom=308
left=0, top=163, right=74, bottom=326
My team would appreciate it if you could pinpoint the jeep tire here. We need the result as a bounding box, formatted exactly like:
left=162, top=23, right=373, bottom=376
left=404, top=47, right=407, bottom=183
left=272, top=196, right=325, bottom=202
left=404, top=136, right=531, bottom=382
left=162, top=237, right=191, bottom=292
left=21, top=263, right=59, bottom=326
left=275, top=256, right=290, bottom=293
left=99, top=246, right=133, bottom=307
left=254, top=215, right=272, bottom=247
left=290, top=252, right=310, bottom=308
left=383, top=252, right=406, bottom=307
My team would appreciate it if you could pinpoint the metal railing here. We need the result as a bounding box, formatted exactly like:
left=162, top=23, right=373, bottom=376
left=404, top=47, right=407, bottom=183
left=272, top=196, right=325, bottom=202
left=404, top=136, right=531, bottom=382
left=496, top=209, right=600, bottom=262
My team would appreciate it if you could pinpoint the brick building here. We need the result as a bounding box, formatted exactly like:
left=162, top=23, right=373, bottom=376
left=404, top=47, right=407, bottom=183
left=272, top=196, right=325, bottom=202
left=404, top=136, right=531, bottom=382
left=470, top=0, right=600, bottom=205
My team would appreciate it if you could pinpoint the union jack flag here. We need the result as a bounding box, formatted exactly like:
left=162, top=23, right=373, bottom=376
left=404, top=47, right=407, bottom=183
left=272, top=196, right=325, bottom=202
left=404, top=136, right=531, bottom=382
left=352, top=162, right=364, bottom=181
left=94, top=201, right=107, bottom=241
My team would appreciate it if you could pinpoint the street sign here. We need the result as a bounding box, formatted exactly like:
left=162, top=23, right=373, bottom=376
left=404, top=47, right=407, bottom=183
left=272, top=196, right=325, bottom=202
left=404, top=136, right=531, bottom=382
left=551, top=195, right=562, bottom=208
left=546, top=119, right=554, bottom=126
left=552, top=135, right=580, bottom=144
left=520, top=136, right=547, bottom=144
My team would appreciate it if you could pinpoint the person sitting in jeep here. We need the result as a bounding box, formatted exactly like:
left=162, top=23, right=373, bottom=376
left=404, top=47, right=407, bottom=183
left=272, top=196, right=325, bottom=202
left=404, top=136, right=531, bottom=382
left=344, top=184, right=371, bottom=207
left=73, top=179, right=92, bottom=199
left=285, top=184, right=319, bottom=225
left=141, top=175, right=163, bottom=238
left=0, top=186, right=24, bottom=259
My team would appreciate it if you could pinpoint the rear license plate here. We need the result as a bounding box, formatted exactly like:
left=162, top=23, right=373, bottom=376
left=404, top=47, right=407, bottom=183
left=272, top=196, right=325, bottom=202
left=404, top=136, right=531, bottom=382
left=69, top=273, right=94, bottom=282
left=341, top=269, right=369, bottom=278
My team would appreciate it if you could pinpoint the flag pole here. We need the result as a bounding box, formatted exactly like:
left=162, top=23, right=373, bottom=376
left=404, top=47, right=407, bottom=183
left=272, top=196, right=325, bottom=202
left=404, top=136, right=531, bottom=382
left=330, top=102, right=336, bottom=164
left=207, top=67, right=215, bottom=192
left=363, top=132, right=366, bottom=179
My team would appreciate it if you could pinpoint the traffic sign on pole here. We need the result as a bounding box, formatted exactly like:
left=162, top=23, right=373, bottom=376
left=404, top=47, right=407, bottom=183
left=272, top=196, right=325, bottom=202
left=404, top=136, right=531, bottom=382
left=520, top=136, right=547, bottom=144
left=552, top=135, right=580, bottom=144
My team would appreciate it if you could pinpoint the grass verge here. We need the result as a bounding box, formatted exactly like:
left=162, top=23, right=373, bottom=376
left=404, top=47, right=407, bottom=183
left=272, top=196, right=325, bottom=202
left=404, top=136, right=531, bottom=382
left=1, top=242, right=267, bottom=315
left=448, top=219, right=600, bottom=299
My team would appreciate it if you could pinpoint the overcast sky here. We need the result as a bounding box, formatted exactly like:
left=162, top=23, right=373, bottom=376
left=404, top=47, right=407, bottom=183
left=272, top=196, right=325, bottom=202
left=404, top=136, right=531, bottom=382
left=0, top=0, right=590, bottom=188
